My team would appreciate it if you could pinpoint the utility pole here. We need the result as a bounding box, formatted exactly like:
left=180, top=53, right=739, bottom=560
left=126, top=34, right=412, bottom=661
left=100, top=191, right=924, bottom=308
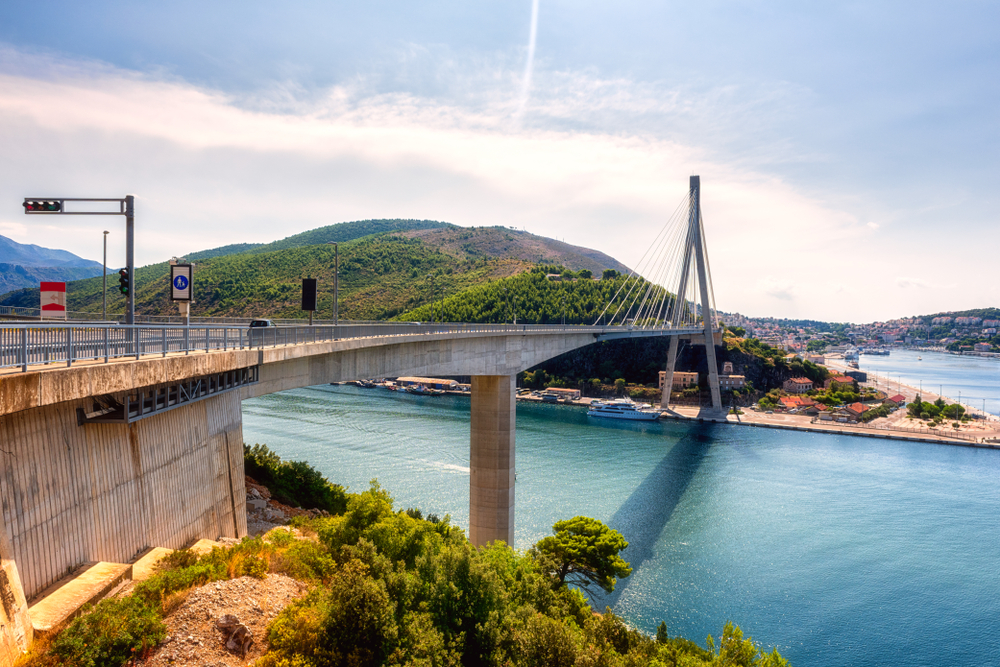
left=125, top=195, right=134, bottom=324
left=427, top=274, right=436, bottom=323
left=102, top=230, right=109, bottom=320
left=327, top=242, right=339, bottom=325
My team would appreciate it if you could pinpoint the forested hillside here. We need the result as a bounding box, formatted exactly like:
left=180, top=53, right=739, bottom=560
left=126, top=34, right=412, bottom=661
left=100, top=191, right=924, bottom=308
left=1, top=221, right=632, bottom=320
left=395, top=267, right=667, bottom=325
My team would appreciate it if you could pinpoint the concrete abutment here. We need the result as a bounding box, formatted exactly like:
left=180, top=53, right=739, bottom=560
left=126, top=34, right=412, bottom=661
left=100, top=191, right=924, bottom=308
left=0, top=389, right=247, bottom=663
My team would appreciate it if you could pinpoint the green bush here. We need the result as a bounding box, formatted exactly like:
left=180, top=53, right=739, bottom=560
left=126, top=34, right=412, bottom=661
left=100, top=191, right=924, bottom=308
left=50, top=596, right=166, bottom=667
left=245, top=443, right=348, bottom=514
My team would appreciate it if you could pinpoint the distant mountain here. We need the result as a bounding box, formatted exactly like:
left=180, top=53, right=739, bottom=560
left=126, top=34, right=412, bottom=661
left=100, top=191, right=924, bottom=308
left=0, top=263, right=107, bottom=297
left=0, top=235, right=105, bottom=298
left=0, top=235, right=102, bottom=269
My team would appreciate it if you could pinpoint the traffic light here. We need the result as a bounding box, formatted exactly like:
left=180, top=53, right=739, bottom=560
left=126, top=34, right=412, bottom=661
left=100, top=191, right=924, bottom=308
left=22, top=200, right=62, bottom=213
left=118, top=269, right=130, bottom=296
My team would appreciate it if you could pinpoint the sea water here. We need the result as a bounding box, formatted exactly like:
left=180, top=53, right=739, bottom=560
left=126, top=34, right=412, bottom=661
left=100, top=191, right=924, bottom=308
left=243, top=380, right=1000, bottom=666
left=858, top=348, right=1000, bottom=416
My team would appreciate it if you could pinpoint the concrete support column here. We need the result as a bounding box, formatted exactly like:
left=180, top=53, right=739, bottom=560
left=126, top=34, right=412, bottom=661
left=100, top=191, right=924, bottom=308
left=661, top=336, right=680, bottom=409
left=469, top=375, right=515, bottom=547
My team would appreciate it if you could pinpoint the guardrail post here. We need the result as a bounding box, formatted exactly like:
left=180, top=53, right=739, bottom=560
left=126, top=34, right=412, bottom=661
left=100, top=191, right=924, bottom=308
left=162, top=328, right=167, bottom=357
left=239, top=327, right=244, bottom=349
left=205, top=327, right=210, bottom=353
left=223, top=327, right=228, bottom=351
left=103, top=327, right=109, bottom=363
left=185, top=326, right=190, bottom=355
left=135, top=327, right=141, bottom=360
left=66, top=328, right=73, bottom=367
left=21, top=328, right=27, bottom=372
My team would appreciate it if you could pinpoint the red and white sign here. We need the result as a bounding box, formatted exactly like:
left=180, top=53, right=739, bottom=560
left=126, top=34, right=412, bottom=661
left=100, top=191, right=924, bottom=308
left=40, top=282, right=67, bottom=319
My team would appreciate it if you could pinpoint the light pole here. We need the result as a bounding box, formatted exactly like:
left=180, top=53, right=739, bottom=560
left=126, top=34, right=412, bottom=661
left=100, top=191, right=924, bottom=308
left=427, top=274, right=435, bottom=324
left=102, top=230, right=109, bottom=321
left=326, top=242, right=339, bottom=325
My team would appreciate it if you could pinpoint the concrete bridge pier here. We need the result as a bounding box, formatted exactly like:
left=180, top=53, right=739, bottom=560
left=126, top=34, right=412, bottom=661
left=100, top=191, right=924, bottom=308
left=469, top=375, right=515, bottom=547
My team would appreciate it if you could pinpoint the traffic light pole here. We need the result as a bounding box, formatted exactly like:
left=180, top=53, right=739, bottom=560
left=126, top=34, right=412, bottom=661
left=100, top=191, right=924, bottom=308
left=21, top=196, right=135, bottom=323
left=125, top=195, right=134, bottom=325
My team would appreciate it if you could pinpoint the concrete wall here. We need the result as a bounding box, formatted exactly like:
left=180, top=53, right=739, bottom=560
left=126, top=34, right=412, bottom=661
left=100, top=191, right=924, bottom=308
left=0, top=391, right=246, bottom=601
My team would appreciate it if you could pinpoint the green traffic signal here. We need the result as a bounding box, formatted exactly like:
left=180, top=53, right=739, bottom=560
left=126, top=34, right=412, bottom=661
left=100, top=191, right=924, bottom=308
left=22, top=200, right=62, bottom=213
left=118, top=269, right=130, bottom=296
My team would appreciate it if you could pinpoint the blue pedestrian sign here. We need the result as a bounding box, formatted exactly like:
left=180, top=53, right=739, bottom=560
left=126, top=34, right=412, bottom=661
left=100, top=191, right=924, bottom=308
left=170, top=263, right=193, bottom=302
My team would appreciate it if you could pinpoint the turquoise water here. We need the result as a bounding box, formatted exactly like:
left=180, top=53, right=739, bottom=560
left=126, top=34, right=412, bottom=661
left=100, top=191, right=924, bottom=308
left=243, top=382, right=1000, bottom=666
left=858, top=349, right=1000, bottom=416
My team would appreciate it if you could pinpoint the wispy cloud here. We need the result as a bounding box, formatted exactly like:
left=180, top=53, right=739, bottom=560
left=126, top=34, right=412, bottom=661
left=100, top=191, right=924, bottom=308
left=0, top=48, right=995, bottom=322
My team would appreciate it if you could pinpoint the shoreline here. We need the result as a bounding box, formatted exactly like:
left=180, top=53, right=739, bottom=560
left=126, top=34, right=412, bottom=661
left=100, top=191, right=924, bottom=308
left=826, top=355, right=1000, bottom=425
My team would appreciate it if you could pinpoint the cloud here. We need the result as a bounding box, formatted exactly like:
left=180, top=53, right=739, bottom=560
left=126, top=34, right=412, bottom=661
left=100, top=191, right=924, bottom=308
left=756, top=276, right=797, bottom=301
left=0, top=48, right=995, bottom=323
left=895, top=277, right=929, bottom=289
left=867, top=221, right=879, bottom=230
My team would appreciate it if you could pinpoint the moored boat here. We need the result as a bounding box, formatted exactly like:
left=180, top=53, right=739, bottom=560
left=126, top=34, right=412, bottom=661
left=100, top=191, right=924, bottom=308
left=587, top=399, right=661, bottom=421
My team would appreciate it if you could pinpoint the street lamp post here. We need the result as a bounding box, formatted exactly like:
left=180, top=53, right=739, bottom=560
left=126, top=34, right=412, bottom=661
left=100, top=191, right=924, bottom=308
left=102, top=230, right=109, bottom=321
left=326, top=242, right=338, bottom=325
left=427, top=274, right=435, bottom=324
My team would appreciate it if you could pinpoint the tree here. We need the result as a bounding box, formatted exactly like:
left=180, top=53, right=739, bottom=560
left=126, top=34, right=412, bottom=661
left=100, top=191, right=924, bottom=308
left=534, top=516, right=632, bottom=595
left=727, top=326, right=747, bottom=338
left=656, top=621, right=669, bottom=644
left=578, top=269, right=593, bottom=280
left=602, top=269, right=620, bottom=280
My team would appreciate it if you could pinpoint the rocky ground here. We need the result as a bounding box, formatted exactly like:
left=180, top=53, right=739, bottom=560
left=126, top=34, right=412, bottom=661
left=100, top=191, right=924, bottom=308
left=244, top=476, right=330, bottom=536
left=138, top=574, right=308, bottom=666
left=132, top=478, right=331, bottom=664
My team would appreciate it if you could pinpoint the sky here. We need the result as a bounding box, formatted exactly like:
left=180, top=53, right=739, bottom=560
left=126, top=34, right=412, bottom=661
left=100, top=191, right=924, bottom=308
left=0, top=1, right=997, bottom=323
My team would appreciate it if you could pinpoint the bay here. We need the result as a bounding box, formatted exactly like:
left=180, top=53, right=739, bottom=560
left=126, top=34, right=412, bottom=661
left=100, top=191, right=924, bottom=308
left=243, top=378, right=1000, bottom=667
left=858, top=348, right=1000, bottom=415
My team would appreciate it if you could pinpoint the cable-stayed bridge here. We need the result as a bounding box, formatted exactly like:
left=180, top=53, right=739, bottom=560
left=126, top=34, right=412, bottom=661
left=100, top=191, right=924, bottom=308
left=0, top=177, right=721, bottom=661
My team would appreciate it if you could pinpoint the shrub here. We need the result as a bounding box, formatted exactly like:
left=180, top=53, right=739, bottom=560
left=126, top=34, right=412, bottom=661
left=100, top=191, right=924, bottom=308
left=50, top=596, right=166, bottom=667
left=245, top=444, right=348, bottom=514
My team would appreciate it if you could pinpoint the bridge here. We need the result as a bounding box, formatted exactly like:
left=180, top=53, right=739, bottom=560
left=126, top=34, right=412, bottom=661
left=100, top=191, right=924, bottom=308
left=0, top=177, right=720, bottom=660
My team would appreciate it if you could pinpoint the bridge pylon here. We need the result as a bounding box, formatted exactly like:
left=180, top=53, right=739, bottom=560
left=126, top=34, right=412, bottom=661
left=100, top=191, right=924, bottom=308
left=661, top=175, right=722, bottom=411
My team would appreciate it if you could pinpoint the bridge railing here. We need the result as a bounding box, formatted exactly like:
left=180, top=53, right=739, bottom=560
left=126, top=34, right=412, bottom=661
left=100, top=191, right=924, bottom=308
left=0, top=321, right=687, bottom=373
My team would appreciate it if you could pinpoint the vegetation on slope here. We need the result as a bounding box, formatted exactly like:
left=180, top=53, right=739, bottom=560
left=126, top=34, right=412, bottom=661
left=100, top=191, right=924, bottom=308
left=1, top=221, right=635, bottom=321
left=398, top=226, right=631, bottom=276
left=395, top=266, right=675, bottom=325
left=21, top=445, right=790, bottom=667
left=1, top=235, right=533, bottom=320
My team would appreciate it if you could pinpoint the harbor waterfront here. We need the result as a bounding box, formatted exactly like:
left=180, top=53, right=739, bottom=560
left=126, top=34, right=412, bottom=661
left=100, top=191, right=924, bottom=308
left=856, top=348, right=1000, bottom=417
left=244, top=377, right=1000, bottom=667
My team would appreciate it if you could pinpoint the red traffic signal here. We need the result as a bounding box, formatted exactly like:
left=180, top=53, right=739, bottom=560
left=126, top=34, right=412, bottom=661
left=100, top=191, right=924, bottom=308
left=23, top=200, right=62, bottom=213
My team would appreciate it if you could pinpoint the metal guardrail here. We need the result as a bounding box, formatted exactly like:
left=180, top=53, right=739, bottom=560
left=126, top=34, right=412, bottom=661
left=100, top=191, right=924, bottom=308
left=0, top=321, right=688, bottom=373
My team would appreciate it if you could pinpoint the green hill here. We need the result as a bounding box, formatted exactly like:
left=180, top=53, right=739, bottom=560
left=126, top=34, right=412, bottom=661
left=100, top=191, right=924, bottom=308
left=396, top=268, right=674, bottom=326
left=183, top=219, right=452, bottom=262
left=0, top=220, right=633, bottom=321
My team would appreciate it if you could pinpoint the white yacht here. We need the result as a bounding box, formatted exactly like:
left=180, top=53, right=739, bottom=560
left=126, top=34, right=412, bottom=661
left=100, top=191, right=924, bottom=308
left=588, top=399, right=661, bottom=421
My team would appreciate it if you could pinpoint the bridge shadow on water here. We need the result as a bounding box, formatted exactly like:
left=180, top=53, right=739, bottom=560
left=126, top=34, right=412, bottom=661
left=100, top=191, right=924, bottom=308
left=589, top=421, right=716, bottom=610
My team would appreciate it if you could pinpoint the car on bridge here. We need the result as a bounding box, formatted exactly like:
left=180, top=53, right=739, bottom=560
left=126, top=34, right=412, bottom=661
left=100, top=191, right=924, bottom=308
left=248, top=318, right=276, bottom=345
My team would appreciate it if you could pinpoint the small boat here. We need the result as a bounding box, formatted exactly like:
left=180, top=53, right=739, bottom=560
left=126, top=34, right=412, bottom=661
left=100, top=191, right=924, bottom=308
left=404, top=385, right=444, bottom=396
left=588, top=399, right=661, bottom=421
left=918, top=356, right=922, bottom=361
